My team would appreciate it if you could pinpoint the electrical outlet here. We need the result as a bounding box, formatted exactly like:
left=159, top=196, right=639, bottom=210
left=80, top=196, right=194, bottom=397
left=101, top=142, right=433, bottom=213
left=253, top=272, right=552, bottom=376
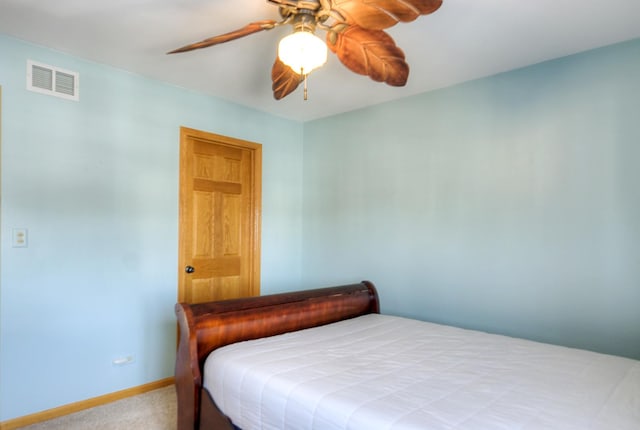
left=12, top=228, right=28, bottom=248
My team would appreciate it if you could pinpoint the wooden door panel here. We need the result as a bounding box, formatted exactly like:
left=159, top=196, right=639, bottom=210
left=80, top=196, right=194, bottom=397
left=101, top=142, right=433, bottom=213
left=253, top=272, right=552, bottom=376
left=188, top=277, right=247, bottom=304
left=190, top=257, right=241, bottom=278
left=193, top=179, right=242, bottom=194
left=222, top=195, right=241, bottom=255
left=179, top=127, right=261, bottom=304
left=192, top=192, right=214, bottom=257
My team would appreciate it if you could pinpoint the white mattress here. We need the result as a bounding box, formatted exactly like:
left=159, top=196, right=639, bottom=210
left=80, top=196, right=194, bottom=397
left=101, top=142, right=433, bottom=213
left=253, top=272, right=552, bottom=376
left=203, top=314, right=640, bottom=430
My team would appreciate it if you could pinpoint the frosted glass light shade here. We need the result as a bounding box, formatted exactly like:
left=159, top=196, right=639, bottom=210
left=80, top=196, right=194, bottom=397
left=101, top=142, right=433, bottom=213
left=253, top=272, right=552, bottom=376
left=278, top=31, right=327, bottom=75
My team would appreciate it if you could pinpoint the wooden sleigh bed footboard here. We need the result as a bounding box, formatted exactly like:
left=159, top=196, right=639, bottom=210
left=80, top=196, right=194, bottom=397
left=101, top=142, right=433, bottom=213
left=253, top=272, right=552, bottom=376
left=174, top=281, right=380, bottom=430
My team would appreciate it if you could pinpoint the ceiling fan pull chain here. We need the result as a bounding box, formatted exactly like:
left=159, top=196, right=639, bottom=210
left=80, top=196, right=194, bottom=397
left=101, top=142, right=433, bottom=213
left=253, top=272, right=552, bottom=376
left=303, top=71, right=308, bottom=101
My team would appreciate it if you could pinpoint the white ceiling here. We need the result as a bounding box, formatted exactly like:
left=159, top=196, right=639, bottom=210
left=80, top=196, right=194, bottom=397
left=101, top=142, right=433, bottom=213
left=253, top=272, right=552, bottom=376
left=1, top=0, right=639, bottom=122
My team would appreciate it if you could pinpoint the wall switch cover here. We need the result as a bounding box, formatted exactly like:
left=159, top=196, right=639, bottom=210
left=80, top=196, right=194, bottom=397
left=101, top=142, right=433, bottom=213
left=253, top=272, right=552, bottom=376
left=12, top=228, right=28, bottom=248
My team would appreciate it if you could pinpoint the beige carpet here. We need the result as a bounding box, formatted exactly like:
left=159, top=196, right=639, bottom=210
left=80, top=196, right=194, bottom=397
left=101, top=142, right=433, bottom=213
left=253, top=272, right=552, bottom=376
left=18, top=386, right=176, bottom=430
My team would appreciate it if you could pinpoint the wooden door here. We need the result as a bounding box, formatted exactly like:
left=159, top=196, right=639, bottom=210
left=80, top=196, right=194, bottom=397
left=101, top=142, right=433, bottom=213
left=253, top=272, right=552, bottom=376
left=178, top=127, right=261, bottom=304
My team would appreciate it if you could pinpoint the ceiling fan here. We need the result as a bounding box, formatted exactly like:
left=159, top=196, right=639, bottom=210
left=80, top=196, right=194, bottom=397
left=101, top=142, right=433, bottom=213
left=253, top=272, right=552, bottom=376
left=168, top=0, right=443, bottom=100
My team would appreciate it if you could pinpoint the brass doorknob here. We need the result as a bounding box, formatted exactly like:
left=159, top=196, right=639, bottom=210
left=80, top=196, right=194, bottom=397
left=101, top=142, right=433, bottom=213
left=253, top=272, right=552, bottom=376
left=185, top=265, right=195, bottom=273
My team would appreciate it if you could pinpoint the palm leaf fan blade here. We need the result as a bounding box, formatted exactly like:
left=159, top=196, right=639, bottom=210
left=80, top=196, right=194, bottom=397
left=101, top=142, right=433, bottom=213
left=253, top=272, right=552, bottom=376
left=330, top=0, right=443, bottom=30
left=272, top=57, right=301, bottom=100
left=327, top=26, right=409, bottom=86
left=167, top=20, right=278, bottom=54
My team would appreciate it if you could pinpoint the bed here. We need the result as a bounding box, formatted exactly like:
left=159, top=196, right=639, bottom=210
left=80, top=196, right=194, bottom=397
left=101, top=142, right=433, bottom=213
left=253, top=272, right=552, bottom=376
left=174, top=281, right=640, bottom=429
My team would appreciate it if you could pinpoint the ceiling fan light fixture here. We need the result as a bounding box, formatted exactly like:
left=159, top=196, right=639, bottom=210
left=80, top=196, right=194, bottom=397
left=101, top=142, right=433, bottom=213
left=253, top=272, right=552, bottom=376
left=278, top=30, right=327, bottom=75
left=168, top=0, right=445, bottom=100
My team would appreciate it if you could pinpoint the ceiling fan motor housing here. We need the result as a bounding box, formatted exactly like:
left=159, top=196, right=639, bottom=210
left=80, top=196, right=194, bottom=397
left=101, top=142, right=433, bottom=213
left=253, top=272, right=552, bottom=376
left=291, top=10, right=319, bottom=33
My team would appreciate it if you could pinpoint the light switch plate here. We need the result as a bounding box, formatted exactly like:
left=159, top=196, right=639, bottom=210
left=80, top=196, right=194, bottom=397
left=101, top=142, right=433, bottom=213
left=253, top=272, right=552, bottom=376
left=12, top=228, right=28, bottom=248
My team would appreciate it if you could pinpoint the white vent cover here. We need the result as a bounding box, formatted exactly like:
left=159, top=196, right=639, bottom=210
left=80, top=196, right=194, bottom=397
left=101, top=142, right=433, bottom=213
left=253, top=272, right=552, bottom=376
left=27, top=60, right=79, bottom=101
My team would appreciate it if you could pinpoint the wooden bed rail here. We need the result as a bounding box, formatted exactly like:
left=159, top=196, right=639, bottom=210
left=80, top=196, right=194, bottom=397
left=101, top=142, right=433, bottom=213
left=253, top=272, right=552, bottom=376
left=175, top=281, right=379, bottom=430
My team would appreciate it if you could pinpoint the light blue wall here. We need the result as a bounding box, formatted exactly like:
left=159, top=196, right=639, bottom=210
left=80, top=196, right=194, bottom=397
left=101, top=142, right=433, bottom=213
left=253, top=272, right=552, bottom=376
left=302, top=39, right=640, bottom=360
left=0, top=35, right=303, bottom=421
left=3, top=32, right=640, bottom=423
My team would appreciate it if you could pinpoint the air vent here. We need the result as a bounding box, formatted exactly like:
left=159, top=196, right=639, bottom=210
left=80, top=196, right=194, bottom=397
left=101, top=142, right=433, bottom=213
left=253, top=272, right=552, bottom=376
left=27, top=60, right=79, bottom=101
